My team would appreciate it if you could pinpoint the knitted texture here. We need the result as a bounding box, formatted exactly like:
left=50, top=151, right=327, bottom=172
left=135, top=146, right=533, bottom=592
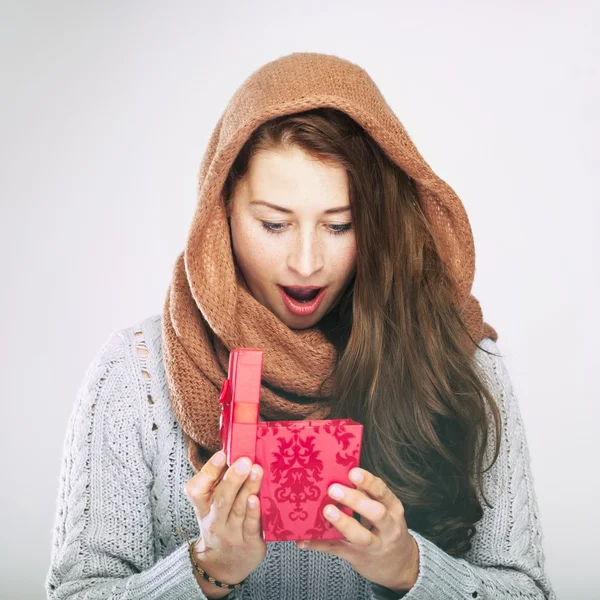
left=160, top=51, right=498, bottom=473
left=46, top=314, right=555, bottom=600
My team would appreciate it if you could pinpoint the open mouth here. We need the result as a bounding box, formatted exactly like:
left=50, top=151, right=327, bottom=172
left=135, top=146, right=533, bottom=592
left=277, top=286, right=327, bottom=316
left=282, top=287, right=322, bottom=302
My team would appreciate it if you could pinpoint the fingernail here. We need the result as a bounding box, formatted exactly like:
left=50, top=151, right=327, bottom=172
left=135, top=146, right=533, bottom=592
left=250, top=465, right=261, bottom=480
left=248, top=496, right=257, bottom=508
left=325, top=505, right=340, bottom=520
left=212, top=452, right=226, bottom=466
left=236, top=457, right=252, bottom=474
left=329, top=484, right=344, bottom=499
left=349, top=469, right=363, bottom=483
left=298, top=541, right=308, bottom=550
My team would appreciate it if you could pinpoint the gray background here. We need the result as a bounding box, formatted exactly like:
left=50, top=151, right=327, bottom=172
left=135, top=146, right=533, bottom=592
left=1, top=1, right=598, bottom=598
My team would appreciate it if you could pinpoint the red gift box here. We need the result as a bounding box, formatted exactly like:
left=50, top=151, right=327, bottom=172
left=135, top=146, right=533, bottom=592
left=219, top=348, right=363, bottom=542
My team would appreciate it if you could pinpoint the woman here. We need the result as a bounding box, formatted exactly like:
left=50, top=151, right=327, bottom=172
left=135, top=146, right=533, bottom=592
left=46, top=52, right=556, bottom=599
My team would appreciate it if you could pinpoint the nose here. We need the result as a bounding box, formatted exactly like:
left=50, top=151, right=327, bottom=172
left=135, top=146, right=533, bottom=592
left=287, top=230, right=324, bottom=278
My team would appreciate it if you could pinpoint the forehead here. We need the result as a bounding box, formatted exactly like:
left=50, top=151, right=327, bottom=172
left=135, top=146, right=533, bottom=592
left=241, top=147, right=349, bottom=208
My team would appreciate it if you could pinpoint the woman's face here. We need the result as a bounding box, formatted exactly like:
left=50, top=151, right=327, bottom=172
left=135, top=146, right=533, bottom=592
left=228, top=145, right=357, bottom=330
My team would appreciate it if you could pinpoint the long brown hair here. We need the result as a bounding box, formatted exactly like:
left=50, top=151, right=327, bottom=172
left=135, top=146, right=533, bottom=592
left=222, top=107, right=502, bottom=557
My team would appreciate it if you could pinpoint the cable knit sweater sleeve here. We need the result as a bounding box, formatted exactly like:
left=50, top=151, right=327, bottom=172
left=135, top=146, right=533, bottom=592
left=45, top=331, right=208, bottom=600
left=370, top=339, right=555, bottom=600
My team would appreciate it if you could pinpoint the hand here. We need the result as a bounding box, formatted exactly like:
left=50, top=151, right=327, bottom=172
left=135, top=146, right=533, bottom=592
left=295, top=467, right=420, bottom=593
left=183, top=451, right=266, bottom=596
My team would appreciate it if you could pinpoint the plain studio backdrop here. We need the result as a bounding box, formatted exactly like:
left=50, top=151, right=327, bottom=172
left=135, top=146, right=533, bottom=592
left=1, top=1, right=598, bottom=598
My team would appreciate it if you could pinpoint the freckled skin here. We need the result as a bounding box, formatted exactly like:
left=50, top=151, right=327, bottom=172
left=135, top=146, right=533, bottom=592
left=228, top=145, right=357, bottom=330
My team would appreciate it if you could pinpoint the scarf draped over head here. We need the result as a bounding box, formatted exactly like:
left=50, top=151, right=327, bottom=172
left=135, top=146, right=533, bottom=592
left=161, top=52, right=498, bottom=473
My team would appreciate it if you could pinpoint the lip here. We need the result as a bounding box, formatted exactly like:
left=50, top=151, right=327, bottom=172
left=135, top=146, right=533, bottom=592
left=277, top=285, right=327, bottom=316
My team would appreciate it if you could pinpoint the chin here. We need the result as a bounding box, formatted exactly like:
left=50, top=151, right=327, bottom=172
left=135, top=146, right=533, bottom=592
left=287, top=320, right=319, bottom=331
left=282, top=313, right=322, bottom=330
left=279, top=304, right=328, bottom=329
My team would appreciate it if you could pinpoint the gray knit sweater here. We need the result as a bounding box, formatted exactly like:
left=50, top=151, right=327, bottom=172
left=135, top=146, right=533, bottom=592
left=46, top=314, right=556, bottom=599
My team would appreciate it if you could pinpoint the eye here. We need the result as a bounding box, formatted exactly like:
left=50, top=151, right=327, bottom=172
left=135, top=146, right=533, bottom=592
left=261, top=222, right=287, bottom=233
left=328, top=224, right=353, bottom=235
left=260, top=222, right=353, bottom=235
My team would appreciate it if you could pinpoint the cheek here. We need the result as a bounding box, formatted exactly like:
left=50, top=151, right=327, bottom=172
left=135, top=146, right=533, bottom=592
left=332, top=236, right=357, bottom=275
left=231, top=220, right=280, bottom=278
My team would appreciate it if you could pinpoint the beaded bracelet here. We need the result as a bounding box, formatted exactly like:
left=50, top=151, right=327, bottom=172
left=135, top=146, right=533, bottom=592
left=176, top=529, right=246, bottom=591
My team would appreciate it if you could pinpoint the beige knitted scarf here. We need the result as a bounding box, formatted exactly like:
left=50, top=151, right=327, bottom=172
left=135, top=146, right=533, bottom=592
left=161, top=52, right=498, bottom=474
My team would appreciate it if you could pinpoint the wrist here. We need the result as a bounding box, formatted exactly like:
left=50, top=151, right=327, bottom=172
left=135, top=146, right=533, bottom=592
left=191, top=549, right=246, bottom=599
left=175, top=529, right=244, bottom=598
left=193, top=570, right=234, bottom=599
left=389, top=535, right=420, bottom=593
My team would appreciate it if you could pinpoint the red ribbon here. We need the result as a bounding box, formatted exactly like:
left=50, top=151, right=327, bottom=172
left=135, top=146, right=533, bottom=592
left=218, top=379, right=232, bottom=450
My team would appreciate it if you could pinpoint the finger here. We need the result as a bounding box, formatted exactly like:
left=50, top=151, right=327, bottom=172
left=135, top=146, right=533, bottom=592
left=242, top=494, right=263, bottom=542
left=229, top=463, right=263, bottom=526
left=321, top=503, right=375, bottom=547
left=210, top=456, right=254, bottom=527
left=328, top=483, right=396, bottom=537
left=183, top=451, right=228, bottom=519
left=348, top=468, right=405, bottom=520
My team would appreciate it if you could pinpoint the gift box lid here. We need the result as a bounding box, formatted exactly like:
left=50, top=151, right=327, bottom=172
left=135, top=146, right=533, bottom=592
left=219, top=348, right=263, bottom=465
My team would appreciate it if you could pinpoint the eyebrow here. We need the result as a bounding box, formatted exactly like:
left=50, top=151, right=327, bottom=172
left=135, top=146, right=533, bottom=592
left=249, top=200, right=351, bottom=215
